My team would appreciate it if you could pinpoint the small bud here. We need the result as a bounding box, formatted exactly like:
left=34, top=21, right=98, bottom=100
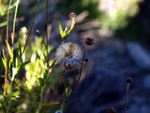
left=126, top=77, right=132, bottom=84
left=21, top=27, right=28, bottom=34
left=85, top=38, right=94, bottom=46
left=69, top=12, right=76, bottom=19
left=107, top=107, right=116, bottom=113
left=84, top=58, right=88, bottom=62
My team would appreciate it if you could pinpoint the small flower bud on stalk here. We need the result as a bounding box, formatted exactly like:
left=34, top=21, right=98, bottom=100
left=85, top=38, right=94, bottom=46
left=69, top=12, right=76, bottom=20
left=21, top=27, right=28, bottom=62
left=125, top=77, right=132, bottom=113
left=107, top=107, right=116, bottom=113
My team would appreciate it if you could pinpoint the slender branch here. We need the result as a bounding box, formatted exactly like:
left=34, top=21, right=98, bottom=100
left=46, top=0, right=49, bottom=46
left=4, top=0, right=12, bottom=95
left=46, top=0, right=49, bottom=69
left=125, top=83, right=130, bottom=113
left=12, top=0, right=19, bottom=66
left=71, top=46, right=88, bottom=93
left=19, top=0, right=40, bottom=61
left=44, top=68, right=66, bottom=112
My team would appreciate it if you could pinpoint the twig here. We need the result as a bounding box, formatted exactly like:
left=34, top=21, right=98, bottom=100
left=44, top=68, right=66, bottom=112
left=71, top=46, right=87, bottom=93
left=45, top=0, right=49, bottom=72
left=125, top=83, right=130, bottom=113
left=4, top=0, right=12, bottom=95
left=19, top=0, right=40, bottom=61
left=12, top=0, right=19, bottom=66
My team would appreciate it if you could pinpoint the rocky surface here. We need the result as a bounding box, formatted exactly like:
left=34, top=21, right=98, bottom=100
left=64, top=37, right=150, bottom=113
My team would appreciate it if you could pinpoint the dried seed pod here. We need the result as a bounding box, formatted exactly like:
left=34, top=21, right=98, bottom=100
left=85, top=37, right=94, bottom=46
left=126, top=77, right=132, bottom=84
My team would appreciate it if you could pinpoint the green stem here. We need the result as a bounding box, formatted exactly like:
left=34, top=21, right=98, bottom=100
left=37, top=86, right=44, bottom=113
left=19, top=0, right=40, bottom=62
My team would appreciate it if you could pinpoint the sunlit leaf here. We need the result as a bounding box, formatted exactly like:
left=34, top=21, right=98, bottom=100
left=13, top=91, right=20, bottom=97
left=58, top=20, right=63, bottom=35
left=0, top=21, right=7, bottom=27
left=17, top=61, right=30, bottom=72
left=2, top=58, right=7, bottom=70
left=10, top=97, right=17, bottom=101
left=6, top=41, right=13, bottom=60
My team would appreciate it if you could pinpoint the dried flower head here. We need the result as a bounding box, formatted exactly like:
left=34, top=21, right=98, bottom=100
left=55, top=42, right=82, bottom=69
left=69, top=12, right=76, bottom=19
left=107, top=107, right=116, bottom=113
left=126, top=77, right=132, bottom=84
left=85, top=37, right=94, bottom=46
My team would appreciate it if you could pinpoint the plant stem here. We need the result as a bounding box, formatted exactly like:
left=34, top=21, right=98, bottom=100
left=125, top=83, right=130, bottom=113
left=12, top=0, right=19, bottom=66
left=71, top=45, right=88, bottom=93
left=46, top=0, right=49, bottom=76
left=37, top=86, right=44, bottom=113
left=4, top=0, right=12, bottom=96
left=19, top=0, right=40, bottom=62
left=44, top=68, right=66, bottom=112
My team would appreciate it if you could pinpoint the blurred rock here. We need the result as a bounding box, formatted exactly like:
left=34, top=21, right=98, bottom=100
left=64, top=37, right=150, bottom=113
left=127, top=42, right=150, bottom=70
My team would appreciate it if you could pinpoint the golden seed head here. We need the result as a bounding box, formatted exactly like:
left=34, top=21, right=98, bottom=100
left=21, top=27, right=28, bottom=34
left=69, top=13, right=76, bottom=19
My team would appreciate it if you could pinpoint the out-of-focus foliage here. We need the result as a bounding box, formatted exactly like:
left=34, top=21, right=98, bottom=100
left=0, top=0, right=18, bottom=27
left=99, top=0, right=142, bottom=30
left=56, top=0, right=102, bottom=18
left=116, top=0, right=150, bottom=43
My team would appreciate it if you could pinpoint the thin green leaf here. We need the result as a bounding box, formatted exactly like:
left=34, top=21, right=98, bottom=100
left=0, top=101, right=6, bottom=112
left=58, top=20, right=63, bottom=34
left=67, top=20, right=75, bottom=35
left=17, top=61, right=30, bottom=72
left=10, top=97, right=17, bottom=101
left=2, top=58, right=7, bottom=70
left=49, top=59, right=56, bottom=68
left=6, top=41, right=13, bottom=60
left=0, top=21, right=7, bottom=27
left=3, top=95, right=9, bottom=106
left=1, top=75, right=12, bottom=82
